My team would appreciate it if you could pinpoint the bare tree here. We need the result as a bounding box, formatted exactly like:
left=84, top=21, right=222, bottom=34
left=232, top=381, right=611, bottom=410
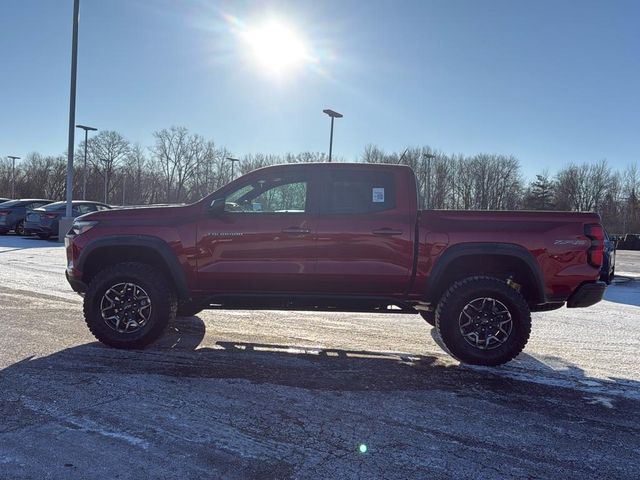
left=87, top=131, right=130, bottom=203
left=152, top=126, right=211, bottom=203
left=555, top=160, right=612, bottom=212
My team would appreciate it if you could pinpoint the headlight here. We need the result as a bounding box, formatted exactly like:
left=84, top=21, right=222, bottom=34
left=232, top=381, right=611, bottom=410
left=69, top=220, right=98, bottom=236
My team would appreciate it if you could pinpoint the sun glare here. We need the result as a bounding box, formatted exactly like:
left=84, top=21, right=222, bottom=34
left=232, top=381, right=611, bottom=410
left=241, top=20, right=310, bottom=75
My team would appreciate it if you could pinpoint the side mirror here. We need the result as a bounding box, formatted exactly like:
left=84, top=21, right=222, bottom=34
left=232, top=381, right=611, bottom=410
left=208, top=198, right=225, bottom=216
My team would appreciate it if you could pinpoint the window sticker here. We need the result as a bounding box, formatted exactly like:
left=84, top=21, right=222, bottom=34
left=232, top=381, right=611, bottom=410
left=372, top=187, right=385, bottom=203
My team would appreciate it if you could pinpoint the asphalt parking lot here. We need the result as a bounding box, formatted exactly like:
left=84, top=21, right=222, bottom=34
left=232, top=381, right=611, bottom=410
left=1, top=237, right=639, bottom=479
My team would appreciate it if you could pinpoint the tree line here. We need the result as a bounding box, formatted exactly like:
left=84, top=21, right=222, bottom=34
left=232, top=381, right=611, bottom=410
left=1, top=128, right=638, bottom=234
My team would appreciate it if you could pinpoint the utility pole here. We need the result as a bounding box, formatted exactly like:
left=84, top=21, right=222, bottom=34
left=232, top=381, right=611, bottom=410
left=122, top=174, right=126, bottom=205
left=8, top=156, right=20, bottom=198
left=422, top=152, right=436, bottom=209
left=322, top=109, right=343, bottom=162
left=76, top=124, right=97, bottom=200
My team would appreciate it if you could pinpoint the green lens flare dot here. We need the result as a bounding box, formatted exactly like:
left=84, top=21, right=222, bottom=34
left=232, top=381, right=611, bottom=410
left=358, top=444, right=368, bottom=454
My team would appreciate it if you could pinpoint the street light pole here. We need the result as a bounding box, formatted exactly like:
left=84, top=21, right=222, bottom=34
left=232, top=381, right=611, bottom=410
left=422, top=152, right=436, bottom=209
left=76, top=124, right=97, bottom=200
left=100, top=159, right=108, bottom=204
left=8, top=156, right=20, bottom=198
left=322, top=109, right=343, bottom=162
left=226, top=157, right=240, bottom=180
left=64, top=0, right=80, bottom=221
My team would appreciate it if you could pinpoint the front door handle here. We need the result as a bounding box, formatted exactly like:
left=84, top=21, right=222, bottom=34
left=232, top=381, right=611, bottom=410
left=372, top=228, right=403, bottom=236
left=281, top=228, right=311, bottom=234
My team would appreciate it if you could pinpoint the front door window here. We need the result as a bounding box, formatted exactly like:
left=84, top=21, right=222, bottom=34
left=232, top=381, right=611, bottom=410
left=225, top=179, right=308, bottom=213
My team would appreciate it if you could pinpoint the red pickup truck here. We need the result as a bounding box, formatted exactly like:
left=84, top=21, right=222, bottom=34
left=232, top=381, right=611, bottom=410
left=65, top=163, right=606, bottom=366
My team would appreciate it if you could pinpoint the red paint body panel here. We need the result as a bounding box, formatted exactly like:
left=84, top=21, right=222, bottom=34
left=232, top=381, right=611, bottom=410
left=65, top=163, right=603, bottom=307
left=412, top=210, right=601, bottom=301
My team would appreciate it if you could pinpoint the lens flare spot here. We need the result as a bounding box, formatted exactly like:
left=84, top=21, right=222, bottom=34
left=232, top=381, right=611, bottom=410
left=241, top=19, right=311, bottom=75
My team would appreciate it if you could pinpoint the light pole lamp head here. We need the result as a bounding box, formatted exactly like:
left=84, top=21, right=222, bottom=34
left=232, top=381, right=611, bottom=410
left=76, top=124, right=98, bottom=132
left=323, top=109, right=343, bottom=118
left=8, top=156, right=21, bottom=161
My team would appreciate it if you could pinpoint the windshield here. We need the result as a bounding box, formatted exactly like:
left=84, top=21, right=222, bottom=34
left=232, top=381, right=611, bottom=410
left=0, top=200, right=22, bottom=208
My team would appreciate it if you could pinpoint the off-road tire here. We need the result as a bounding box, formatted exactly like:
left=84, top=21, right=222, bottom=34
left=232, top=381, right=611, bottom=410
left=435, top=276, right=531, bottom=366
left=83, top=262, right=177, bottom=349
left=420, top=311, right=436, bottom=326
left=176, top=302, right=204, bottom=317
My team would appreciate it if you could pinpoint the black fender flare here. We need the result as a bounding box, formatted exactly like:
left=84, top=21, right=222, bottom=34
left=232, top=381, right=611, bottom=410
left=76, top=235, right=190, bottom=300
left=425, top=242, right=546, bottom=304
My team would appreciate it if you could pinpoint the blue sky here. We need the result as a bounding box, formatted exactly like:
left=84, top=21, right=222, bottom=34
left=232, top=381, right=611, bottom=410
left=1, top=0, right=638, bottom=178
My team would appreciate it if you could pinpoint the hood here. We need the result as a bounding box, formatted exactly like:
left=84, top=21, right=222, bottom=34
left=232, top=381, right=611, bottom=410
left=78, top=204, right=196, bottom=223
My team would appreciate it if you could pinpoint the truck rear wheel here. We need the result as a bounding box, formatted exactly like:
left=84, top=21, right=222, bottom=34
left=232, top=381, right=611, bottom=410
left=83, top=262, right=177, bottom=349
left=435, top=276, right=531, bottom=366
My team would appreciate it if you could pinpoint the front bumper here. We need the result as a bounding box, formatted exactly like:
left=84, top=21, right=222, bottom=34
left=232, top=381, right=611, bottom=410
left=66, top=269, right=87, bottom=294
left=567, top=281, right=607, bottom=308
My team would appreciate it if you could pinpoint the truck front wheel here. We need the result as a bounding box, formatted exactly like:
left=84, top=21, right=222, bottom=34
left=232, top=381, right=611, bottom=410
left=83, top=262, right=177, bottom=349
left=176, top=302, right=204, bottom=317
left=420, top=311, right=436, bottom=326
left=435, top=276, right=531, bottom=366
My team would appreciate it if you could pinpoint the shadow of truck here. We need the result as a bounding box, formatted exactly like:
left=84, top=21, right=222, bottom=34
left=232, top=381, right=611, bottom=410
left=1, top=316, right=639, bottom=480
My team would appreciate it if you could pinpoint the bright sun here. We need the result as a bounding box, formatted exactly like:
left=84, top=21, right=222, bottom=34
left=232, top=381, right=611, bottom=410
left=242, top=20, right=310, bottom=74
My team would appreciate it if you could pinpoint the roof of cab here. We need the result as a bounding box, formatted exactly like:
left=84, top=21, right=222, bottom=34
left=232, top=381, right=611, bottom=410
left=248, top=162, right=414, bottom=175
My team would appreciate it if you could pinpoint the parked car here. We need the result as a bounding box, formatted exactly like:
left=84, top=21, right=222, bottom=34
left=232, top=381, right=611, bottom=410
left=0, top=199, right=53, bottom=235
left=65, top=163, right=607, bottom=366
left=615, top=233, right=640, bottom=250
left=600, top=229, right=616, bottom=283
left=24, top=200, right=111, bottom=239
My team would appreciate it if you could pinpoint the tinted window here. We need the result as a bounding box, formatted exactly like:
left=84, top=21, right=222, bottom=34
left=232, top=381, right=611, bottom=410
left=325, top=170, right=396, bottom=214
left=0, top=200, right=22, bottom=208
left=80, top=204, right=97, bottom=214
left=225, top=175, right=308, bottom=213
left=96, top=204, right=111, bottom=211
left=71, top=204, right=93, bottom=216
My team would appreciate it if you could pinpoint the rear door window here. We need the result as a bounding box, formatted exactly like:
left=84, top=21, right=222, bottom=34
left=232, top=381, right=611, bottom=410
left=323, top=170, right=396, bottom=214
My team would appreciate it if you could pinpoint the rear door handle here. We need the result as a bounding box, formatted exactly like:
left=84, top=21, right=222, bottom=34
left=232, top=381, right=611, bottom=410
left=372, top=228, right=403, bottom=236
left=281, top=228, right=311, bottom=234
